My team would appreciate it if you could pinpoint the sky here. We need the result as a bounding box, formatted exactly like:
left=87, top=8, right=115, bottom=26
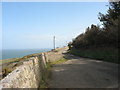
left=2, top=2, right=109, bottom=49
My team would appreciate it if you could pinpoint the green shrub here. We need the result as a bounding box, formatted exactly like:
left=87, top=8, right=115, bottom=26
left=69, top=47, right=119, bottom=63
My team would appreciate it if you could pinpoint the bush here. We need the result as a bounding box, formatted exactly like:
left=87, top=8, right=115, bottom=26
left=69, top=47, right=119, bottom=63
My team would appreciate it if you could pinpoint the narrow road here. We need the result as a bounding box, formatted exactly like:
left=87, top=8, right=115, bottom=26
left=48, top=49, right=119, bottom=88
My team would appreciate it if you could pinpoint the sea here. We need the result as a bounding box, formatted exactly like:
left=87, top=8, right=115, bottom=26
left=0, top=49, right=51, bottom=60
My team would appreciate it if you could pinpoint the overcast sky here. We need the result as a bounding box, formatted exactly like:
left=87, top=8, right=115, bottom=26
left=2, top=2, right=109, bottom=49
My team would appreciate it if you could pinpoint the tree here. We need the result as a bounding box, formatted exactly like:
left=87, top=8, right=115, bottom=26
left=98, top=1, right=120, bottom=47
left=98, top=2, right=120, bottom=30
left=69, top=2, right=120, bottom=49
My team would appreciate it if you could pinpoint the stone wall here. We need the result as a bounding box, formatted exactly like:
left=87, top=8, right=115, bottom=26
left=44, top=51, right=63, bottom=62
left=0, top=51, right=63, bottom=89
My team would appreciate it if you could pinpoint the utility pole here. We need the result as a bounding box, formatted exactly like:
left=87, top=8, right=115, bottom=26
left=53, top=36, right=55, bottom=50
left=66, top=41, right=67, bottom=46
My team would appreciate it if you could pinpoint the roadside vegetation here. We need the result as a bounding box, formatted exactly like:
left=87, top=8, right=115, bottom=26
left=39, top=58, right=67, bottom=88
left=68, top=2, right=119, bottom=63
left=69, top=47, right=118, bottom=63
left=50, top=58, right=67, bottom=65
left=39, top=62, right=51, bottom=88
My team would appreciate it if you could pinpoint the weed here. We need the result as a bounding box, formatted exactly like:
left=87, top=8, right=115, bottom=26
left=39, top=58, right=67, bottom=88
left=50, top=58, right=67, bottom=65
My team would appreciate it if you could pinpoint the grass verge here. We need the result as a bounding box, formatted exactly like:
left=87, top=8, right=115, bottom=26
left=39, top=58, right=67, bottom=88
left=69, top=47, right=119, bottom=64
left=50, top=58, right=67, bottom=65
left=39, top=62, right=51, bottom=88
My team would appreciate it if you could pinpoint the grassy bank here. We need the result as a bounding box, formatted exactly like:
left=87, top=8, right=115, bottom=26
left=0, top=53, right=37, bottom=65
left=1, top=54, right=37, bottom=79
left=69, top=47, right=119, bottom=64
left=0, top=58, right=20, bottom=65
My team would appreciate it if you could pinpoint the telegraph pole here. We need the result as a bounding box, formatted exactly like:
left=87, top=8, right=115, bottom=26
left=66, top=41, right=67, bottom=46
left=53, top=36, right=55, bottom=50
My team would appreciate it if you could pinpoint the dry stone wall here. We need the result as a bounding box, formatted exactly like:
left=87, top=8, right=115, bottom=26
left=44, top=51, right=63, bottom=62
left=0, top=51, right=63, bottom=89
